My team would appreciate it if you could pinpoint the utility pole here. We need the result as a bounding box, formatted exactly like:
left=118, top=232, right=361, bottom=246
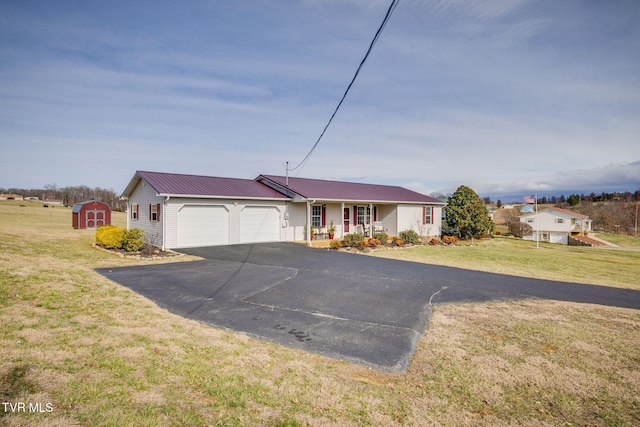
left=535, top=194, right=539, bottom=248
left=635, top=202, right=638, bottom=237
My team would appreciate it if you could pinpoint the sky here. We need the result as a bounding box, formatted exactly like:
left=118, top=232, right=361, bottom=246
left=1, top=0, right=639, bottom=199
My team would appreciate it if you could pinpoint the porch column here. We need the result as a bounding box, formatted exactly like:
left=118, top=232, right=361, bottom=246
left=341, top=202, right=345, bottom=237
left=306, top=200, right=311, bottom=247
left=369, top=203, right=373, bottom=237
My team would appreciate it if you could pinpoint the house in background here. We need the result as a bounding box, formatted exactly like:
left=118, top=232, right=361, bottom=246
left=519, top=207, right=592, bottom=245
left=0, top=193, right=24, bottom=200
left=120, top=171, right=445, bottom=250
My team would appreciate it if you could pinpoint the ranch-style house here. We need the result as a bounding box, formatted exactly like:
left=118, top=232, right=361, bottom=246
left=120, top=170, right=445, bottom=250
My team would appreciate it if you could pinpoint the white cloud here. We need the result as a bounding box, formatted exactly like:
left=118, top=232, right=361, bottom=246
left=1, top=1, right=639, bottom=194
left=472, top=161, right=640, bottom=197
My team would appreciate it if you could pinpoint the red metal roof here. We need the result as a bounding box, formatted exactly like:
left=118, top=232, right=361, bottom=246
left=257, top=175, right=444, bottom=204
left=135, top=171, right=289, bottom=199
left=123, top=171, right=444, bottom=204
left=549, top=207, right=590, bottom=218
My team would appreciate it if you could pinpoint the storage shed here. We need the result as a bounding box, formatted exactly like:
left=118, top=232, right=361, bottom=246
left=72, top=200, right=111, bottom=229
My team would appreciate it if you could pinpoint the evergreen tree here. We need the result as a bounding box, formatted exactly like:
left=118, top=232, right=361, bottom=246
left=567, top=194, right=580, bottom=206
left=444, top=185, right=493, bottom=241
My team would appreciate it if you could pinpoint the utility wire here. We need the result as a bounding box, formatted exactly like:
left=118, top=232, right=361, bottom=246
left=288, top=0, right=400, bottom=174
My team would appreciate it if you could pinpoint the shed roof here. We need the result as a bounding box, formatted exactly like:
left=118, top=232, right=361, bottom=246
left=122, top=171, right=289, bottom=200
left=72, top=200, right=110, bottom=213
left=257, top=175, right=445, bottom=204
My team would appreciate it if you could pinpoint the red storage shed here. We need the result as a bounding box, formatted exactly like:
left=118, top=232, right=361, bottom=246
left=72, top=200, right=111, bottom=229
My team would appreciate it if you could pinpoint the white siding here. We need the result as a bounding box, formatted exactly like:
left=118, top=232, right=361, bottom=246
left=520, top=211, right=572, bottom=233
left=127, top=179, right=165, bottom=247
left=377, top=205, right=397, bottom=236
left=519, top=210, right=590, bottom=237
left=285, top=203, right=307, bottom=241
left=397, top=204, right=442, bottom=237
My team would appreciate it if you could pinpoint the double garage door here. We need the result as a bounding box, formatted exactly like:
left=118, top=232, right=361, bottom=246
left=176, top=205, right=281, bottom=248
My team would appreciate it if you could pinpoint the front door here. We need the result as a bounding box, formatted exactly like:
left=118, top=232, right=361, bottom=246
left=343, top=208, right=350, bottom=233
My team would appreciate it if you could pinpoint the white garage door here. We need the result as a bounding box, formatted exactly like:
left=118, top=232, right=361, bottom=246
left=550, top=233, right=567, bottom=244
left=240, top=206, right=280, bottom=243
left=177, top=205, right=229, bottom=248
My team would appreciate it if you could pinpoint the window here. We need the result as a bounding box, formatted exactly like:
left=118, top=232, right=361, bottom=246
left=150, top=204, right=160, bottom=222
left=131, top=204, right=139, bottom=220
left=527, top=218, right=534, bottom=223
left=356, top=206, right=371, bottom=225
left=556, top=218, right=564, bottom=224
left=423, top=206, right=433, bottom=224
left=311, top=205, right=322, bottom=227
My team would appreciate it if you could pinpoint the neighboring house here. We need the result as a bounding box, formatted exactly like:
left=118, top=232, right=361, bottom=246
left=121, top=171, right=445, bottom=250
left=519, top=207, right=592, bottom=245
left=0, top=193, right=23, bottom=200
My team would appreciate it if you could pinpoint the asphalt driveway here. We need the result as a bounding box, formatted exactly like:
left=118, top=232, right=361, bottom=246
left=96, top=242, right=640, bottom=372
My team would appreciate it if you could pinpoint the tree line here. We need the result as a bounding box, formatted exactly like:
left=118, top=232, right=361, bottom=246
left=0, top=184, right=126, bottom=211
left=486, top=190, right=640, bottom=207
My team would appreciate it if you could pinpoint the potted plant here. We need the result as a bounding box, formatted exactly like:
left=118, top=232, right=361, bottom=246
left=328, top=220, right=336, bottom=239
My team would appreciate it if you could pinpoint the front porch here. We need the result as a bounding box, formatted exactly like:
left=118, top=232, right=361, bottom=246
left=286, top=200, right=442, bottom=246
left=292, top=202, right=397, bottom=243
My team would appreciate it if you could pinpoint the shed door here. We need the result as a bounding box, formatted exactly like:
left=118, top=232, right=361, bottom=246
left=86, top=210, right=105, bottom=228
left=240, top=206, right=280, bottom=243
left=177, top=205, right=229, bottom=248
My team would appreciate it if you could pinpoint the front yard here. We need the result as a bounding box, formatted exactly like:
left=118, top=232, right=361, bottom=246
left=371, top=235, right=640, bottom=290
left=1, top=202, right=639, bottom=426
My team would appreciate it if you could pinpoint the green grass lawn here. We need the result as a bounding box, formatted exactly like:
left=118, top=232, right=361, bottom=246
left=372, top=237, right=640, bottom=290
left=597, top=232, right=640, bottom=248
left=2, top=202, right=639, bottom=426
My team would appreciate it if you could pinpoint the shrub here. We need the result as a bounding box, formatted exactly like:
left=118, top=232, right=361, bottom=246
left=373, top=232, right=389, bottom=245
left=429, top=237, right=439, bottom=245
left=508, top=221, right=533, bottom=238
left=95, top=225, right=124, bottom=249
left=442, top=235, right=458, bottom=245
left=343, top=233, right=364, bottom=247
left=399, top=229, right=420, bottom=245
left=368, top=238, right=382, bottom=247
left=329, top=239, right=343, bottom=250
left=392, top=237, right=405, bottom=246
left=441, top=227, right=460, bottom=238
left=356, top=238, right=369, bottom=250
left=122, top=228, right=145, bottom=252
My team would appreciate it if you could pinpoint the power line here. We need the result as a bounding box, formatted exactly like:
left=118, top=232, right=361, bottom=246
left=287, top=0, right=400, bottom=174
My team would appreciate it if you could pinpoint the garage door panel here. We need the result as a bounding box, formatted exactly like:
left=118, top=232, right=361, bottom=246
left=177, top=205, right=229, bottom=248
left=240, top=207, right=280, bottom=243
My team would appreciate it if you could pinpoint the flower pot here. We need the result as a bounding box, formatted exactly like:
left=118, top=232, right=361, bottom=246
left=329, top=234, right=335, bottom=239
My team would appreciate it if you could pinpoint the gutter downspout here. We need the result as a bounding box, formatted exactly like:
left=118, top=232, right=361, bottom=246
left=369, top=202, right=373, bottom=237
left=341, top=202, right=345, bottom=238
left=163, top=196, right=170, bottom=251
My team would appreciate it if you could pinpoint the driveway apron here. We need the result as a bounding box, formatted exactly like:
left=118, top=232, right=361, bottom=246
left=97, top=243, right=640, bottom=372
